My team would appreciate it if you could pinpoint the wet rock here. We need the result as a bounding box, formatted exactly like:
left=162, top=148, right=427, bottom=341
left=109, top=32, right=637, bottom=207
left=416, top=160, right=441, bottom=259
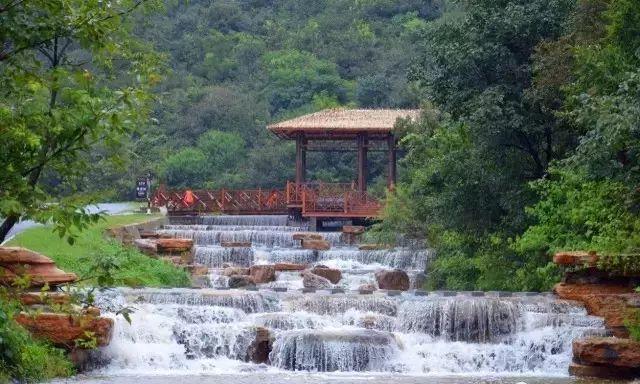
left=292, top=233, right=324, bottom=241
left=555, top=283, right=636, bottom=337
left=412, top=272, right=427, bottom=289
left=301, top=239, right=331, bottom=251
left=249, top=265, right=276, bottom=284
left=301, top=271, right=332, bottom=289
left=156, top=238, right=193, bottom=253
left=375, top=269, right=410, bottom=291
left=14, top=312, right=113, bottom=348
left=569, top=362, right=639, bottom=379
left=0, top=247, right=77, bottom=287
left=358, top=284, right=376, bottom=292
left=224, top=266, right=250, bottom=276
left=274, top=263, right=307, bottom=271
left=573, top=337, right=640, bottom=375
left=185, top=264, right=209, bottom=276
left=228, top=275, right=257, bottom=289
left=311, top=266, right=342, bottom=284
left=139, top=230, right=161, bottom=239
left=20, top=292, right=71, bottom=306
left=358, top=244, right=390, bottom=251
left=247, top=326, right=272, bottom=364
left=221, top=241, right=252, bottom=248
left=342, top=225, right=365, bottom=234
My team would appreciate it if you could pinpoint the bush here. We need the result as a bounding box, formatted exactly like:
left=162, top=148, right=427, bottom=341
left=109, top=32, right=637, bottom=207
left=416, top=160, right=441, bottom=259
left=0, top=301, right=74, bottom=383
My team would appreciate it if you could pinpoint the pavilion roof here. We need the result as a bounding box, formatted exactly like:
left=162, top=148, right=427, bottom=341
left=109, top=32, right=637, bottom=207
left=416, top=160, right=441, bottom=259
left=267, top=108, right=421, bottom=139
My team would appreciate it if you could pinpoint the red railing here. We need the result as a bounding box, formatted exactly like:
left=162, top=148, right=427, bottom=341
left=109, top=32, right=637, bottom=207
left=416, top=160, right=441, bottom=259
left=153, top=182, right=381, bottom=218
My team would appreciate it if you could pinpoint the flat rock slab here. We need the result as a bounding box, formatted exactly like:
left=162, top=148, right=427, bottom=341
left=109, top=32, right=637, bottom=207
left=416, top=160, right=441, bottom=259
left=358, top=244, right=391, bottom=251
left=342, top=225, right=365, bottom=234
left=301, top=239, right=331, bottom=251
left=15, top=312, right=113, bottom=349
left=0, top=247, right=77, bottom=287
left=554, top=251, right=598, bottom=266
left=275, top=263, right=308, bottom=271
left=292, top=233, right=324, bottom=241
left=221, top=241, right=252, bottom=248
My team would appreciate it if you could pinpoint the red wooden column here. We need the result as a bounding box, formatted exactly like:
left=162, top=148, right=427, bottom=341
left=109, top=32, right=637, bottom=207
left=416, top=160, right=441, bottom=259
left=387, top=134, right=397, bottom=189
left=357, top=133, right=368, bottom=192
left=295, top=133, right=306, bottom=184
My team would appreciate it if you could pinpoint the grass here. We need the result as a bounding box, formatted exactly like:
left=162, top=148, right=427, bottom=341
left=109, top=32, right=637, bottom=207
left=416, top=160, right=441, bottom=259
left=7, top=214, right=191, bottom=288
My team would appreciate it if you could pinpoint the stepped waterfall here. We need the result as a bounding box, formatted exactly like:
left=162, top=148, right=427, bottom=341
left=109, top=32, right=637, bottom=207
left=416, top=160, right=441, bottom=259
left=90, top=215, right=606, bottom=379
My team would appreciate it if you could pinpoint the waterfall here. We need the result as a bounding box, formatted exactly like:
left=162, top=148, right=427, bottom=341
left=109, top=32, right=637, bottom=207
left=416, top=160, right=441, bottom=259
left=270, top=329, right=399, bottom=372
left=396, top=297, right=520, bottom=342
left=194, top=246, right=254, bottom=267
left=92, top=214, right=606, bottom=378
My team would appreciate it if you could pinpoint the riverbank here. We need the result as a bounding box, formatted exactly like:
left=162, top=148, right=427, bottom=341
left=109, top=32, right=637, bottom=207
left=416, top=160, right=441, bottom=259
left=6, top=214, right=190, bottom=287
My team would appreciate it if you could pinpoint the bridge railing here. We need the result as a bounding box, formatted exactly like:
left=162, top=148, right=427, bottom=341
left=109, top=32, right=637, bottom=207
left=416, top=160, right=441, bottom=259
left=153, top=182, right=382, bottom=217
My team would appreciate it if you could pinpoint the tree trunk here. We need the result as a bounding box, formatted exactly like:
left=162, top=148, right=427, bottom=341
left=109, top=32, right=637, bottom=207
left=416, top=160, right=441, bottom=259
left=0, top=214, right=20, bottom=243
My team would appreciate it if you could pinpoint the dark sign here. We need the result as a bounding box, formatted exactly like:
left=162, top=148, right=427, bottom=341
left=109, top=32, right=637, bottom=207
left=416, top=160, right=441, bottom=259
left=136, top=177, right=149, bottom=199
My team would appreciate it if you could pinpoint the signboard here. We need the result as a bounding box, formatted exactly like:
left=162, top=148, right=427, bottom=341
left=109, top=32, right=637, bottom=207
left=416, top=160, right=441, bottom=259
left=136, top=177, right=149, bottom=199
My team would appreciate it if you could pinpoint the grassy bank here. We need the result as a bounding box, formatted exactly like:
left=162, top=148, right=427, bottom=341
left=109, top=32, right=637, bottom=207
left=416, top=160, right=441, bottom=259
left=7, top=214, right=190, bottom=288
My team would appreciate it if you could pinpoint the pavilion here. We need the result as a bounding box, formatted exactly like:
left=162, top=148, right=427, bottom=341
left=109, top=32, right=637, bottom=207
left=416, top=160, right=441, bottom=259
left=267, top=108, right=420, bottom=192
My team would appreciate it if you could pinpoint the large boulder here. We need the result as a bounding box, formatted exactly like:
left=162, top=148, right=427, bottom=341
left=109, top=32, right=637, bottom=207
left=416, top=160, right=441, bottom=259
left=375, top=269, right=410, bottom=291
left=156, top=238, right=193, bottom=253
left=134, top=238, right=158, bottom=255
left=247, top=327, right=272, bottom=364
left=223, top=266, right=250, bottom=276
left=311, top=266, right=342, bottom=284
left=274, top=263, right=307, bottom=272
left=249, top=265, right=276, bottom=284
left=0, top=247, right=77, bottom=287
left=228, top=275, right=256, bottom=289
left=301, top=239, right=331, bottom=251
left=573, top=337, right=640, bottom=378
left=301, top=271, right=332, bottom=289
left=292, top=233, right=324, bottom=241
left=555, top=283, right=636, bottom=337
left=15, top=312, right=113, bottom=349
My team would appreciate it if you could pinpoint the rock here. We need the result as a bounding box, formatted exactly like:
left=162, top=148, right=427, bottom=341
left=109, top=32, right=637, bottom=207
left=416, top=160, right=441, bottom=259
left=134, top=238, right=158, bottom=255
left=228, top=275, right=256, bottom=289
left=274, top=263, right=307, bottom=271
left=554, top=251, right=598, bottom=266
left=574, top=337, right=640, bottom=370
left=15, top=312, right=113, bottom=349
left=311, top=266, right=342, bottom=284
left=358, top=244, right=390, bottom=251
left=20, top=292, right=71, bottom=306
left=375, top=269, right=410, bottom=291
left=249, top=265, right=276, bottom=284
left=358, top=284, right=377, bottom=292
left=301, top=239, right=331, bottom=251
left=301, top=271, right=332, bottom=289
left=185, top=264, right=209, bottom=276
left=223, top=266, right=250, bottom=276
left=292, top=233, right=324, bottom=241
left=342, top=226, right=365, bottom=234
left=555, top=283, right=636, bottom=337
left=139, top=230, right=161, bottom=239
left=569, top=362, right=639, bottom=379
left=247, top=326, right=272, bottom=364
left=221, top=241, right=252, bottom=248
left=0, top=247, right=77, bottom=287
left=156, top=238, right=193, bottom=253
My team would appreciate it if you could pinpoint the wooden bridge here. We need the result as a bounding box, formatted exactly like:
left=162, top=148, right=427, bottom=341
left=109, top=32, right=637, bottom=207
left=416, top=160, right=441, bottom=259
left=151, top=182, right=382, bottom=218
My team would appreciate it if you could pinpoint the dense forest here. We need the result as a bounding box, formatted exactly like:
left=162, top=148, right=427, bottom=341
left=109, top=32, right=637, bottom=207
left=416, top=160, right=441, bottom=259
left=373, top=0, right=640, bottom=291
left=88, top=0, right=445, bottom=197
left=2, top=0, right=639, bottom=290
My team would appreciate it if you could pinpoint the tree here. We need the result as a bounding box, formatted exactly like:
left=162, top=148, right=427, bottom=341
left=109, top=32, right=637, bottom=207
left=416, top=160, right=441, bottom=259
left=0, top=0, right=162, bottom=242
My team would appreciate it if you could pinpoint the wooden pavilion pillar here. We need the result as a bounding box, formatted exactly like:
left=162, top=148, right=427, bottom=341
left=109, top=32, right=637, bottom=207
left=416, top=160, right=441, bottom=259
left=357, top=133, right=368, bottom=192
left=295, top=133, right=306, bottom=184
left=387, top=134, right=397, bottom=189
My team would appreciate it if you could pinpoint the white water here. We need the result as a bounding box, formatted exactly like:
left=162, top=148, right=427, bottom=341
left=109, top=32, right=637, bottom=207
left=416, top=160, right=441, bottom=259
left=93, top=289, right=604, bottom=376
left=89, top=215, right=605, bottom=378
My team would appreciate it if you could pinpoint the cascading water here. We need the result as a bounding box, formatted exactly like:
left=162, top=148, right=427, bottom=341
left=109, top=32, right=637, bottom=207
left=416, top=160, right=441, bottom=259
left=88, top=215, right=606, bottom=379
left=94, top=290, right=604, bottom=376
